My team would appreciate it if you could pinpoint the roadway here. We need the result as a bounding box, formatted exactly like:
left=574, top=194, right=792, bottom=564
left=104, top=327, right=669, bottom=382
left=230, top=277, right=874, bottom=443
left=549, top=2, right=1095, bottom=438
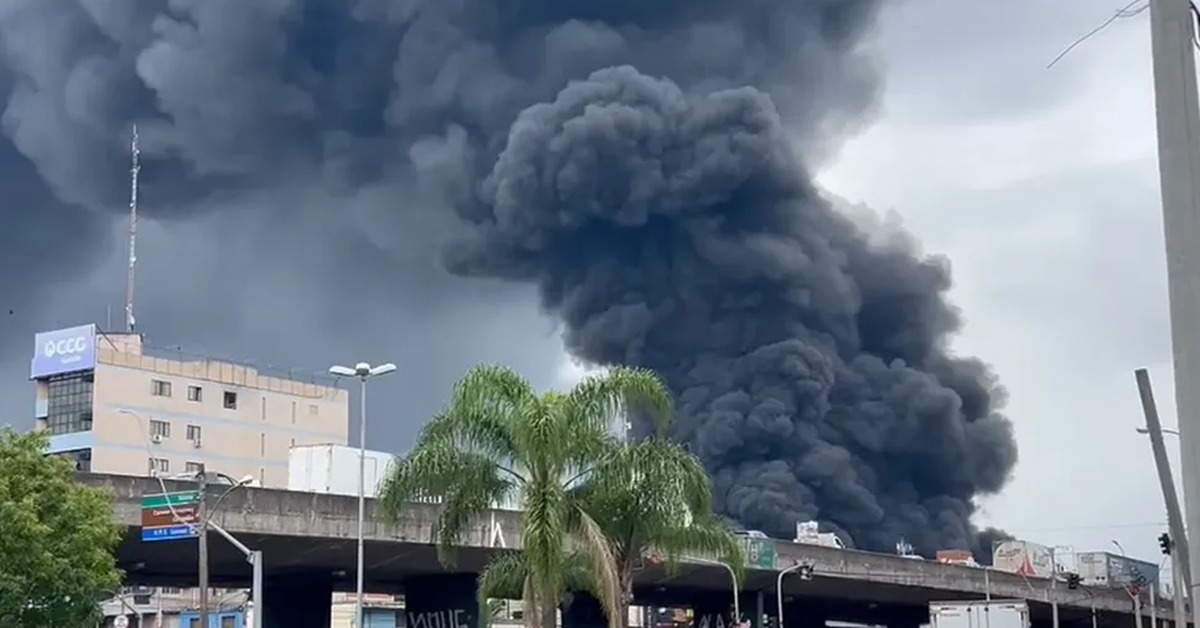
left=84, top=473, right=1175, bottom=628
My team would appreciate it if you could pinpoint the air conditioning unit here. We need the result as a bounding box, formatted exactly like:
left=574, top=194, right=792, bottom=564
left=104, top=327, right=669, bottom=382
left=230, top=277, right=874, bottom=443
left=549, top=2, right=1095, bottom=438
left=150, top=435, right=163, bottom=444
left=192, top=439, right=202, bottom=448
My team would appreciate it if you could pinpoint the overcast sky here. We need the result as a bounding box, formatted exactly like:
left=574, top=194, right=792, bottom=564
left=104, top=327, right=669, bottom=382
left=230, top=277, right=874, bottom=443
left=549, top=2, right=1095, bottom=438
left=0, top=0, right=1184, bottom=567
left=813, top=0, right=1177, bottom=564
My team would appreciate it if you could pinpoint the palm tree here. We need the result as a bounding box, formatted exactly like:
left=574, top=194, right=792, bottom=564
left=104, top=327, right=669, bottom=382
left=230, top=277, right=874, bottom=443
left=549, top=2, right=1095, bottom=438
left=582, top=429, right=746, bottom=628
left=377, top=364, right=673, bottom=628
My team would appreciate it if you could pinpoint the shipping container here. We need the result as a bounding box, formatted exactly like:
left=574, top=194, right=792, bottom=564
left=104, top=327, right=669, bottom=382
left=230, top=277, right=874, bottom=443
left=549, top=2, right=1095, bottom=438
left=1076, top=551, right=1160, bottom=592
left=287, top=444, right=521, bottom=509
left=287, top=444, right=396, bottom=498
left=929, top=600, right=1029, bottom=628
left=992, top=540, right=1054, bottom=578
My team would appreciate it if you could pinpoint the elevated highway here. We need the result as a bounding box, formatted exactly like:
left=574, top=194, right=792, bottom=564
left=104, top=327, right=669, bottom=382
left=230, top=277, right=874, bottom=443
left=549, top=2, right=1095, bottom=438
left=84, top=473, right=1173, bottom=628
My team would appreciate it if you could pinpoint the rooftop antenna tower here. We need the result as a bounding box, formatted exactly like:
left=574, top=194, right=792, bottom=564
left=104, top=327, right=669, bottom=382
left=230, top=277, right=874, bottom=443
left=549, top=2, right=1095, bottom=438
left=124, top=124, right=139, bottom=332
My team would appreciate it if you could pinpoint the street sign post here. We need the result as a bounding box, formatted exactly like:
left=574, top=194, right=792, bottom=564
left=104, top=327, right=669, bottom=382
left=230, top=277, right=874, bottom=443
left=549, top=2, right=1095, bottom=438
left=744, top=538, right=776, bottom=570
left=140, top=491, right=201, bottom=542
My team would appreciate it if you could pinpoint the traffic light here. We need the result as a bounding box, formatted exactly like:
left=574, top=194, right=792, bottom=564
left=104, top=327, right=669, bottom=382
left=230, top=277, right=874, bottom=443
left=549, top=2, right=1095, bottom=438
left=1159, top=533, right=1174, bottom=555
left=1066, top=573, right=1082, bottom=590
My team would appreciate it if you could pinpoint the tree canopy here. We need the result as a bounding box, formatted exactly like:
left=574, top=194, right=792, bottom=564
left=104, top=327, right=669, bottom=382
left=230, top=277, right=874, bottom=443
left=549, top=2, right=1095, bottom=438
left=0, top=428, right=123, bottom=627
left=379, top=364, right=744, bottom=628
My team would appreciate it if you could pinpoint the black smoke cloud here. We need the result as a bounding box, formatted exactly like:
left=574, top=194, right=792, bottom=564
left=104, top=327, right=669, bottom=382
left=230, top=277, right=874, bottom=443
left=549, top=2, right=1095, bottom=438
left=0, top=0, right=1016, bottom=553
left=448, top=66, right=1017, bottom=554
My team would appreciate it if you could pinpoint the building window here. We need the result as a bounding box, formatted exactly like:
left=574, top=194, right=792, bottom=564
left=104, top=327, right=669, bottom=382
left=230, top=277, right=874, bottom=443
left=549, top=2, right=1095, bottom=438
left=148, top=457, right=169, bottom=474
left=151, top=379, right=172, bottom=397
left=187, top=385, right=202, bottom=402
left=44, top=372, right=94, bottom=435
left=186, top=424, right=201, bottom=442
left=185, top=462, right=203, bottom=475
left=261, top=397, right=266, bottom=421
left=259, top=433, right=265, bottom=456
left=222, top=618, right=236, bottom=628
left=188, top=618, right=200, bottom=628
left=223, top=391, right=238, bottom=409
left=160, top=587, right=182, bottom=595
left=56, top=448, right=91, bottom=471
left=259, top=468, right=264, bottom=485
left=291, top=401, right=296, bottom=424
left=149, top=419, right=170, bottom=439
left=308, top=404, right=319, bottom=416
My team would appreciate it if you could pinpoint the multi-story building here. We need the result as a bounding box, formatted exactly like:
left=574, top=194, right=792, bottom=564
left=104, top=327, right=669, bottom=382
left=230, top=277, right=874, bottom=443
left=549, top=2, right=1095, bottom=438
left=33, top=323, right=349, bottom=485
left=30, top=323, right=350, bottom=628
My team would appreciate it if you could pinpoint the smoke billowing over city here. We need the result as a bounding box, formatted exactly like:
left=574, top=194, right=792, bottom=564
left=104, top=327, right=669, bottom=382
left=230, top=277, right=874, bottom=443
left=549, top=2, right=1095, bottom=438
left=0, top=0, right=1016, bottom=555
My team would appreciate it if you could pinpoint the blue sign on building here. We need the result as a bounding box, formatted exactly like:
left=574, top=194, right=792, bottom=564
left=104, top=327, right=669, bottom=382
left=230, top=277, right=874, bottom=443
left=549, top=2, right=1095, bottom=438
left=30, top=324, right=97, bottom=379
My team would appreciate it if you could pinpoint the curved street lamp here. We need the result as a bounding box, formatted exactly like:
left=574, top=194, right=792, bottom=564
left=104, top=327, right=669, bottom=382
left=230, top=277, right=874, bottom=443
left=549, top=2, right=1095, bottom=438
left=775, top=561, right=815, bottom=628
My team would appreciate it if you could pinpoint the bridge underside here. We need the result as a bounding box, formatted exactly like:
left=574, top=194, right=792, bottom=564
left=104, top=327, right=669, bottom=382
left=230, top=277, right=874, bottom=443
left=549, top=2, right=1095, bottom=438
left=118, top=527, right=1142, bottom=628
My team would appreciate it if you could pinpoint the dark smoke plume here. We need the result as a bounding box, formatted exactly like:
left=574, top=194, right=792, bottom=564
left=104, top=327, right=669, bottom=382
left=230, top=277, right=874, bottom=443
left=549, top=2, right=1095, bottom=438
left=0, top=0, right=1016, bottom=553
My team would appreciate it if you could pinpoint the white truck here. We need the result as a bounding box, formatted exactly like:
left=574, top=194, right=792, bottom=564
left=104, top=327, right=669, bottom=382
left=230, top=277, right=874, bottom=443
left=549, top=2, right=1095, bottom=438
left=929, top=601, right=1029, bottom=628
left=794, top=521, right=846, bottom=549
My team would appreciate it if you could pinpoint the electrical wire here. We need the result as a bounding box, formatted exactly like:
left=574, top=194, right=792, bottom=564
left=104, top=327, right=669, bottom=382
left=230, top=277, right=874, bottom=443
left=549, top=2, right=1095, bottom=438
left=1047, top=0, right=1149, bottom=69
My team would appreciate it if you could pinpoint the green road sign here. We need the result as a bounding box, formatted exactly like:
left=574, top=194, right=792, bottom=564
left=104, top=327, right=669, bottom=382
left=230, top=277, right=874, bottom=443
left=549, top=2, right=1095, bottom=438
left=744, top=538, right=776, bottom=570
left=140, top=491, right=201, bottom=509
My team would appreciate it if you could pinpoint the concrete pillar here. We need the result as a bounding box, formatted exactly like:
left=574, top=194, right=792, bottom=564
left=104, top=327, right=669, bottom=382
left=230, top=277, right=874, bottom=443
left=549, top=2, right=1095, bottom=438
left=563, top=592, right=607, bottom=628
left=404, top=574, right=480, bottom=628
left=262, top=578, right=332, bottom=628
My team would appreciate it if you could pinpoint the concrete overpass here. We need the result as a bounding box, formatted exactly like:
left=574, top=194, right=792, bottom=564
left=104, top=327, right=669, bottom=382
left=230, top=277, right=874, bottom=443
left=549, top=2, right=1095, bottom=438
left=85, top=473, right=1176, bottom=628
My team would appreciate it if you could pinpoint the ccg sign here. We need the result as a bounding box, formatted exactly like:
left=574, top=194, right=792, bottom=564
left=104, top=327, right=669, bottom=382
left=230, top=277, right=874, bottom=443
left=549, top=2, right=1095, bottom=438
left=31, top=324, right=96, bottom=379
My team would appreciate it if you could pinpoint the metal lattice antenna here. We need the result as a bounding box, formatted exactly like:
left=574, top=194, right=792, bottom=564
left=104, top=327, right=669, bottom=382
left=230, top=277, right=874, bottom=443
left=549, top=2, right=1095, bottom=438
left=125, top=125, right=140, bottom=332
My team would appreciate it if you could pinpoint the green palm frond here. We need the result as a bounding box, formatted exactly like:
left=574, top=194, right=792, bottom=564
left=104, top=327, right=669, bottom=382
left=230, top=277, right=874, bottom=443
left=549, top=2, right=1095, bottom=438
left=479, top=552, right=527, bottom=606
left=378, top=362, right=714, bottom=628
left=564, top=366, right=673, bottom=439
left=570, top=507, right=622, bottom=628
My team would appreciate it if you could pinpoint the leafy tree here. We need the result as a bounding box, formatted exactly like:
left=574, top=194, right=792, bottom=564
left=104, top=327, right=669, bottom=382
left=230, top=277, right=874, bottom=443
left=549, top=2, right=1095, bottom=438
left=583, top=436, right=746, bottom=628
left=0, top=428, right=123, bottom=627
left=378, top=365, right=672, bottom=628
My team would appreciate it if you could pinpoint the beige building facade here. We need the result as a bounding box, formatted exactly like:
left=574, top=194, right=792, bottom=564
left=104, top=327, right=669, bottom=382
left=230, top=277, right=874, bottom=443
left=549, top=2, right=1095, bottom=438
left=34, top=325, right=349, bottom=485
left=31, top=324, right=351, bottom=625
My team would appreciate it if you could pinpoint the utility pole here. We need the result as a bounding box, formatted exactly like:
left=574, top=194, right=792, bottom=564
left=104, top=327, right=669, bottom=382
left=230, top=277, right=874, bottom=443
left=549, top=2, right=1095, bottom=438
left=1136, top=368, right=1193, bottom=606
left=198, top=465, right=210, bottom=627
left=1148, top=0, right=1200, bottom=618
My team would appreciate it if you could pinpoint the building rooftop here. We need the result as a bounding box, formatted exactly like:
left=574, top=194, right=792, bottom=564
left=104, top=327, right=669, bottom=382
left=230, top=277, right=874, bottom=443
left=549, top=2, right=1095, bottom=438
left=95, top=331, right=343, bottom=400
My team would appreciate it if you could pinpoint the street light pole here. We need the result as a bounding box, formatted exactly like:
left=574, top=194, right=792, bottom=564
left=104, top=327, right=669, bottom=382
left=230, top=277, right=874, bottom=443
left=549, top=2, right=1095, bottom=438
left=209, top=521, right=263, bottom=628
left=196, top=467, right=255, bottom=628
left=198, top=465, right=209, bottom=628
left=775, top=561, right=813, bottom=628
left=684, top=556, right=740, bottom=624
left=1115, top=541, right=1147, bottom=628
left=329, top=361, right=398, bottom=628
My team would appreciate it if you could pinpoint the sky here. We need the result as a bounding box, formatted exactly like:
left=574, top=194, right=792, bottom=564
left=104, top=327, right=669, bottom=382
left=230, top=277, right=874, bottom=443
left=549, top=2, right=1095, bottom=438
left=815, top=0, right=1177, bottom=565
left=0, top=0, right=1184, bottom=568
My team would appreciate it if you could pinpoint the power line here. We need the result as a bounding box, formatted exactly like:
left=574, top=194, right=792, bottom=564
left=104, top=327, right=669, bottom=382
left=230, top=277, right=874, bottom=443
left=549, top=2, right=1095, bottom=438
left=1047, top=0, right=1149, bottom=69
